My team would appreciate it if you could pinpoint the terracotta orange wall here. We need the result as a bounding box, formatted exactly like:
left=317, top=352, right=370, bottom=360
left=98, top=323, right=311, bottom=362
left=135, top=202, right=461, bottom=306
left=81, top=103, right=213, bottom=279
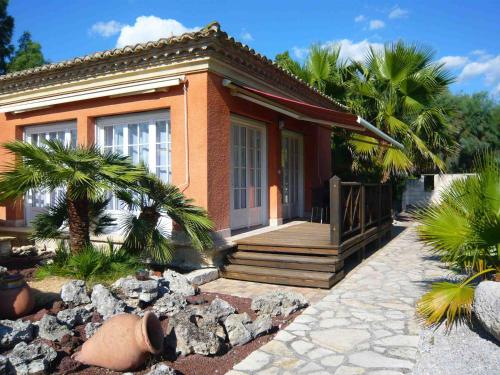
left=206, top=71, right=333, bottom=226
left=0, top=72, right=211, bottom=227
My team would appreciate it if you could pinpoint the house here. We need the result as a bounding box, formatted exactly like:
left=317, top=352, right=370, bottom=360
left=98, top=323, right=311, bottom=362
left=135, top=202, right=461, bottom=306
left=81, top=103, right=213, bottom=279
left=0, top=22, right=400, bottom=256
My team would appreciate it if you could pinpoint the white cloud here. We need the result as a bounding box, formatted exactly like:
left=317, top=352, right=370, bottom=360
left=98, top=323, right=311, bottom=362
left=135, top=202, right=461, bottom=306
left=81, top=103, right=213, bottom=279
left=369, top=19, right=385, bottom=30
left=90, top=20, right=124, bottom=37
left=292, top=46, right=308, bottom=59
left=438, top=55, right=469, bottom=69
left=240, top=30, right=253, bottom=42
left=354, top=14, right=366, bottom=23
left=116, top=16, right=199, bottom=47
left=459, top=55, right=500, bottom=85
left=388, top=6, right=409, bottom=19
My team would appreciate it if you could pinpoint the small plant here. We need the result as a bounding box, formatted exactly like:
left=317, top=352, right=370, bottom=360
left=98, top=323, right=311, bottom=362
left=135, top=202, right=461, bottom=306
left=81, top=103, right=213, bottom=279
left=414, top=150, right=500, bottom=329
left=36, top=241, right=140, bottom=284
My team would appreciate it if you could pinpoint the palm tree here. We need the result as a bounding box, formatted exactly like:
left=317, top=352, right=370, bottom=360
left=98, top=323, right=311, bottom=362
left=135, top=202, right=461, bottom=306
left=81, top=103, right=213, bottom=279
left=117, top=172, right=214, bottom=263
left=347, top=42, right=455, bottom=181
left=276, top=44, right=354, bottom=101
left=415, top=150, right=499, bottom=329
left=0, top=140, right=143, bottom=252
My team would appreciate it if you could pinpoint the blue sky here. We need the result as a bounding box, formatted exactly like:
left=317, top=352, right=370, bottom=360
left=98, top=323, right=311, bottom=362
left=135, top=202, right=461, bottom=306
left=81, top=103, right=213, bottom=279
left=8, top=0, right=500, bottom=96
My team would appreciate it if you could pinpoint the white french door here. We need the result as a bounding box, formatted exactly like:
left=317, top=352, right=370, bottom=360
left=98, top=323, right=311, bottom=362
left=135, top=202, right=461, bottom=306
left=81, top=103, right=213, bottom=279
left=24, top=121, right=77, bottom=225
left=281, top=131, right=304, bottom=220
left=230, top=117, right=267, bottom=230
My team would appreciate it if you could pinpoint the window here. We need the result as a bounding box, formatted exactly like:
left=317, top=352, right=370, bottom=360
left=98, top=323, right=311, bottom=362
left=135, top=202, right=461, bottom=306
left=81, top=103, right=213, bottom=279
left=424, top=175, right=435, bottom=192
left=96, top=111, right=171, bottom=210
left=24, top=121, right=77, bottom=223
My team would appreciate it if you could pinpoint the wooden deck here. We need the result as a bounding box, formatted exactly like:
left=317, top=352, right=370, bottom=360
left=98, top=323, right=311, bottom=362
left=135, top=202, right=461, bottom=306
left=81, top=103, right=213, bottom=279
left=221, top=176, right=393, bottom=289
left=221, top=221, right=391, bottom=289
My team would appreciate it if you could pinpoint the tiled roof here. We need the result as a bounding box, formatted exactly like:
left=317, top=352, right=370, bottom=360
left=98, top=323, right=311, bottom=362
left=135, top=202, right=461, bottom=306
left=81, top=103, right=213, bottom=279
left=0, top=22, right=348, bottom=111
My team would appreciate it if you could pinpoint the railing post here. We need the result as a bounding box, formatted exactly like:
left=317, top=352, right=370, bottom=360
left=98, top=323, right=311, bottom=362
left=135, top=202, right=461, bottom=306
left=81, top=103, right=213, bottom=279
left=360, top=184, right=366, bottom=234
left=377, top=183, right=382, bottom=228
left=330, top=176, right=342, bottom=247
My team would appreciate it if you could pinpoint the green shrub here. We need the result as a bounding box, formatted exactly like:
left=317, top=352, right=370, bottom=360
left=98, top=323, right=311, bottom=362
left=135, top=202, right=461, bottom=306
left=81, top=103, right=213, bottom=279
left=35, top=241, right=140, bottom=285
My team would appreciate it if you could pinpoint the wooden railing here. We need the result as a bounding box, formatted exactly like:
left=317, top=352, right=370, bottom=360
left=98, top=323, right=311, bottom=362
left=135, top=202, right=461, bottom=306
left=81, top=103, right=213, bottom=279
left=329, top=176, right=392, bottom=248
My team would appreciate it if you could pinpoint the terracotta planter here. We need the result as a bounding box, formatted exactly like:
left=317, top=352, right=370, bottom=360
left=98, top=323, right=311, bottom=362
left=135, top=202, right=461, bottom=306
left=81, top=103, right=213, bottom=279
left=0, top=274, right=35, bottom=319
left=73, top=311, right=164, bottom=371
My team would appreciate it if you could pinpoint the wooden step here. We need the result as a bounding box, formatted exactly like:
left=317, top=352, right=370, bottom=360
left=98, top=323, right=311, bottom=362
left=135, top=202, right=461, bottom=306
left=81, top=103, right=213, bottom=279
left=228, top=251, right=343, bottom=272
left=237, top=244, right=339, bottom=255
left=220, top=264, right=344, bottom=289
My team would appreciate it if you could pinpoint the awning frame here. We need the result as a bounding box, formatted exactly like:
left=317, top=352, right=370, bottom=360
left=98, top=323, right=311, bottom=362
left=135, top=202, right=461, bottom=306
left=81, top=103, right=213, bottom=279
left=223, top=79, right=404, bottom=149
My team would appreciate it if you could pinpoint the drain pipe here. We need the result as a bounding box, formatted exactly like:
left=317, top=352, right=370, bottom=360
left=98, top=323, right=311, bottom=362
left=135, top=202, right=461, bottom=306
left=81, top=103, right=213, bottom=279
left=179, top=80, right=190, bottom=192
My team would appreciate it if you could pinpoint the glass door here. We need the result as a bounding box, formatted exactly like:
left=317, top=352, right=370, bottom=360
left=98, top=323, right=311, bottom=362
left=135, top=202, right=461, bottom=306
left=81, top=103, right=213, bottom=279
left=281, top=131, right=304, bottom=220
left=230, top=120, right=266, bottom=230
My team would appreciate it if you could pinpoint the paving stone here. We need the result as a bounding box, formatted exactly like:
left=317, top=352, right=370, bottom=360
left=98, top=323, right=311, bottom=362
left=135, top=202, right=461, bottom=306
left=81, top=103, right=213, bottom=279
left=307, top=347, right=336, bottom=360
left=320, top=355, right=344, bottom=367
left=260, top=341, right=294, bottom=357
left=273, top=357, right=304, bottom=370
left=349, top=351, right=413, bottom=369
left=334, top=365, right=365, bottom=375
left=298, top=362, right=323, bottom=373
left=233, top=351, right=271, bottom=372
left=274, top=330, right=295, bottom=342
left=311, top=328, right=370, bottom=353
left=291, top=340, right=314, bottom=355
left=319, top=318, right=350, bottom=328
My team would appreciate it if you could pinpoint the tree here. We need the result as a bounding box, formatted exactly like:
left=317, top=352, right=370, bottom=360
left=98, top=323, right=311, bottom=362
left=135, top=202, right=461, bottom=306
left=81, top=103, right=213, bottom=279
left=0, top=0, right=14, bottom=75
left=118, top=172, right=214, bottom=263
left=7, top=31, right=46, bottom=72
left=0, top=140, right=143, bottom=252
left=438, top=91, right=500, bottom=172
left=275, top=42, right=456, bottom=182
left=346, top=42, right=455, bottom=181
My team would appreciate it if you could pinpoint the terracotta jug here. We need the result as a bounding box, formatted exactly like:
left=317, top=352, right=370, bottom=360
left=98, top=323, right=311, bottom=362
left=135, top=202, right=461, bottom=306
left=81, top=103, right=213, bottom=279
left=0, top=274, right=35, bottom=319
left=73, top=311, right=164, bottom=371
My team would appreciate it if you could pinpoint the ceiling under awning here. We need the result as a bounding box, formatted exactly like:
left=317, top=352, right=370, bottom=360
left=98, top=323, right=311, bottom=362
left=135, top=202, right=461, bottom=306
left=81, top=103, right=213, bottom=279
left=222, top=79, right=403, bottom=149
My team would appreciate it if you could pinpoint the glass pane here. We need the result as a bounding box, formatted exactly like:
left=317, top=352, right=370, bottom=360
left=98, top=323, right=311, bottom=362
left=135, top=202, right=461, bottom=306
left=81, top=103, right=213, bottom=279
left=104, top=126, right=113, bottom=147
left=233, top=168, right=239, bottom=188
left=240, top=189, right=246, bottom=209
left=70, top=129, right=77, bottom=148
left=140, top=145, right=149, bottom=164
left=156, top=121, right=167, bottom=143
left=31, top=134, right=38, bottom=145
left=139, top=123, right=149, bottom=144
left=49, top=132, right=57, bottom=140
left=128, top=124, right=138, bottom=145
left=234, top=189, right=240, bottom=209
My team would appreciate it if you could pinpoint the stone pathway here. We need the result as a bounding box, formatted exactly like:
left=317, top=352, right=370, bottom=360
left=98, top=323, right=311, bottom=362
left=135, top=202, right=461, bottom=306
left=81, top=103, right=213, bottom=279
left=227, top=224, right=449, bottom=375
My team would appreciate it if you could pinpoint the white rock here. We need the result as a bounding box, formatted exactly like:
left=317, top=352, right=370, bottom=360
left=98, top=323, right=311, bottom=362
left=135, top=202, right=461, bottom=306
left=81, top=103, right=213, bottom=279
left=56, top=306, right=92, bottom=327
left=113, top=276, right=159, bottom=303
left=224, top=313, right=253, bottom=347
left=91, top=284, right=126, bottom=319
left=37, top=315, right=71, bottom=341
left=162, top=270, right=196, bottom=297
left=60, top=280, right=90, bottom=305
left=0, top=319, right=34, bottom=349
left=251, top=290, right=308, bottom=317
left=7, top=341, right=57, bottom=374
left=474, top=281, right=500, bottom=341
left=185, top=268, right=219, bottom=285
left=146, top=363, right=177, bottom=375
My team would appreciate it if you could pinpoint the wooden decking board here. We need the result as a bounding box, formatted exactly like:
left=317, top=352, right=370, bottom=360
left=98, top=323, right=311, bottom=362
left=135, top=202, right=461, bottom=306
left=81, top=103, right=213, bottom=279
left=229, top=257, right=344, bottom=272
left=237, top=244, right=339, bottom=255
left=230, top=251, right=341, bottom=264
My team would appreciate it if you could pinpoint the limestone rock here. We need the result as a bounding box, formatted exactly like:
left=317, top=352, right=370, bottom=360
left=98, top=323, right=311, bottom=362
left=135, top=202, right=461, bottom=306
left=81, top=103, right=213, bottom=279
left=7, top=341, right=57, bottom=374
left=91, top=284, right=126, bottom=319
left=0, top=355, right=9, bottom=375
left=56, top=306, right=92, bottom=328
left=185, top=268, right=219, bottom=286
left=473, top=281, right=500, bottom=342
left=38, top=314, right=71, bottom=341
left=146, top=363, right=177, bottom=375
left=251, top=290, right=308, bottom=317
left=249, top=314, right=273, bottom=338
left=207, top=297, right=236, bottom=322
left=0, top=319, right=34, bottom=349
left=113, top=276, right=159, bottom=303
left=84, top=322, right=102, bottom=339
left=224, top=313, right=253, bottom=347
left=152, top=294, right=187, bottom=317
left=60, top=280, right=90, bottom=306
left=162, top=270, right=196, bottom=297
left=165, top=307, right=225, bottom=356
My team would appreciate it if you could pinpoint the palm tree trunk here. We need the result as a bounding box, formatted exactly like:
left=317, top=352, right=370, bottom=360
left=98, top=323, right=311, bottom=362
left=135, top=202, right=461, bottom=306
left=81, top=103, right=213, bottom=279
left=66, top=192, right=90, bottom=252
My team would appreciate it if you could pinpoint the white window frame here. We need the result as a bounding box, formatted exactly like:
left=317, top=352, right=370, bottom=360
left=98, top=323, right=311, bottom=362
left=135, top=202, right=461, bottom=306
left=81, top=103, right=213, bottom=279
left=23, top=121, right=77, bottom=225
left=95, top=110, right=171, bottom=212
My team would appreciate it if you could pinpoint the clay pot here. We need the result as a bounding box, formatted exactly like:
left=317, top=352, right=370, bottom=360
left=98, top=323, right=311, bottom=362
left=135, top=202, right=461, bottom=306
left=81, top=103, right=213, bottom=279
left=73, top=311, right=163, bottom=371
left=0, top=274, right=35, bottom=319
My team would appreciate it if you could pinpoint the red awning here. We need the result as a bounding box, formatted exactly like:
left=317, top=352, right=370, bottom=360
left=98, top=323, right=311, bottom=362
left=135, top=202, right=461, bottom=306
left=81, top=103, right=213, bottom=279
left=222, top=79, right=404, bottom=149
